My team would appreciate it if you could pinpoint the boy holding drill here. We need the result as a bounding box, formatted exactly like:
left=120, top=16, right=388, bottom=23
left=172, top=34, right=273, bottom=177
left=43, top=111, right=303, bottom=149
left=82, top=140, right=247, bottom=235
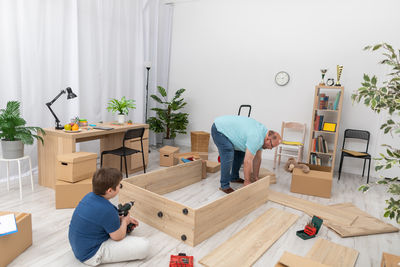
left=69, top=168, right=149, bottom=266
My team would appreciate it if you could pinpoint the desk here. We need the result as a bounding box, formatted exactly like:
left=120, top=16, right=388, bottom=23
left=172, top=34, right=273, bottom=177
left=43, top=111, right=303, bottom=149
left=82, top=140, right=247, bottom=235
left=38, top=123, right=149, bottom=189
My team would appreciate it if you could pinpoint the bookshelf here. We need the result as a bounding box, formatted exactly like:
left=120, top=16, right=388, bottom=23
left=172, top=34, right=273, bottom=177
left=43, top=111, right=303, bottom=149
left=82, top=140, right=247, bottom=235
left=307, top=85, right=344, bottom=173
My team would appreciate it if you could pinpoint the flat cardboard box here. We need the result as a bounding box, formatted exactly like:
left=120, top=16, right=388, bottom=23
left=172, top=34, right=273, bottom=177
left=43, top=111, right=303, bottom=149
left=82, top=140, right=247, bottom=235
left=55, top=178, right=92, bottom=209
left=56, top=152, right=97, bottom=183
left=159, top=146, right=180, bottom=167
left=0, top=212, right=32, bottom=267
left=191, top=131, right=210, bottom=152
left=290, top=164, right=332, bottom=198
left=381, top=252, right=400, bottom=267
left=206, top=161, right=220, bottom=173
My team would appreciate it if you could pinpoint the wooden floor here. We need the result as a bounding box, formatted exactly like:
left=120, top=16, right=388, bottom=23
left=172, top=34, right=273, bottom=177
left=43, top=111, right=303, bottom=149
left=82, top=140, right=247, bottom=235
left=1, top=147, right=399, bottom=267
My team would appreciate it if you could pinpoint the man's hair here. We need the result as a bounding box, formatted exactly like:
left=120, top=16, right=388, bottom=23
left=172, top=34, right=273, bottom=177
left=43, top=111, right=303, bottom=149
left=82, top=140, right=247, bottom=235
left=92, top=168, right=123, bottom=195
left=268, top=130, right=278, bottom=139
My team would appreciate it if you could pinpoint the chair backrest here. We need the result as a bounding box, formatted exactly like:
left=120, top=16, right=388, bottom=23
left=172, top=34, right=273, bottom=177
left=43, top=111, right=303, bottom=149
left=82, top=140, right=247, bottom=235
left=122, top=128, right=145, bottom=146
left=342, top=129, right=370, bottom=152
left=281, top=121, right=307, bottom=145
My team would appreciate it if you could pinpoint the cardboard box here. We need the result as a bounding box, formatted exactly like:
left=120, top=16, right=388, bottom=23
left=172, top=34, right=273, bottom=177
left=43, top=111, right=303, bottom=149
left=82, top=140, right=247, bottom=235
left=55, top=178, right=92, bottom=209
left=0, top=212, right=32, bottom=267
left=381, top=252, right=400, bottom=267
left=290, top=164, right=332, bottom=198
left=159, top=146, right=180, bottom=167
left=56, top=152, right=97, bottom=183
left=206, top=161, right=220, bottom=173
left=175, top=152, right=201, bottom=164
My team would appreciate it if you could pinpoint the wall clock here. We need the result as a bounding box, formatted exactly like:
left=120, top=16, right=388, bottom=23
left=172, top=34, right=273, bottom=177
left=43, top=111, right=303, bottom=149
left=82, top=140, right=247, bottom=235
left=275, top=71, right=290, bottom=86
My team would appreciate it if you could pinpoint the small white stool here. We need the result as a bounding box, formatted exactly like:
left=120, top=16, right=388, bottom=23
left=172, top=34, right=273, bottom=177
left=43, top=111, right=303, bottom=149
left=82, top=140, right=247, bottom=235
left=0, top=155, right=34, bottom=200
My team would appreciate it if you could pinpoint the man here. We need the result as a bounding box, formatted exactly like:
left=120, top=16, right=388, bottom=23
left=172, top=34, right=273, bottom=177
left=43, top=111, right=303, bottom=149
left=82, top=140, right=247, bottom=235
left=69, top=168, right=149, bottom=266
left=211, top=115, right=281, bottom=194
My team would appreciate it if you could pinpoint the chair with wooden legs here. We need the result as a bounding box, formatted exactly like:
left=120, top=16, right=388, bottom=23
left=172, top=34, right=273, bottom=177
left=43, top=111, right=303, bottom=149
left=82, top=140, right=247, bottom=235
left=100, top=128, right=146, bottom=178
left=273, top=121, right=306, bottom=169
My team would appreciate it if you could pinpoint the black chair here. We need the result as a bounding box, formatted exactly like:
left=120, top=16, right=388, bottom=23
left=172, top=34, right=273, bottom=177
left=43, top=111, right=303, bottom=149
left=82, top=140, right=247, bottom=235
left=338, top=129, right=371, bottom=183
left=100, top=128, right=146, bottom=178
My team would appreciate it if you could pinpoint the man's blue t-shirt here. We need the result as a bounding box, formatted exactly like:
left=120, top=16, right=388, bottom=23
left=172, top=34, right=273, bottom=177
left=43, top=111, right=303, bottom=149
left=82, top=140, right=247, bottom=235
left=214, top=115, right=268, bottom=155
left=68, top=192, right=120, bottom=262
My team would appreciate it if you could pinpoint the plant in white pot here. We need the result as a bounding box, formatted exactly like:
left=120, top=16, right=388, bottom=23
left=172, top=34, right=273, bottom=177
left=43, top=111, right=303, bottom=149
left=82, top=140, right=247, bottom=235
left=106, top=96, right=136, bottom=123
left=147, top=86, right=189, bottom=146
left=0, top=101, right=45, bottom=159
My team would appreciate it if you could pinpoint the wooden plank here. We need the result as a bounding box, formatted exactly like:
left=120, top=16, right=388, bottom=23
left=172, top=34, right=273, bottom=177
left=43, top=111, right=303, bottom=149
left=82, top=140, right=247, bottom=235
left=194, top=177, right=270, bottom=246
left=381, top=252, right=400, bottom=267
left=268, top=190, right=357, bottom=226
left=276, top=251, right=331, bottom=267
left=326, top=203, right=399, bottom=237
left=124, top=160, right=203, bottom=195
left=306, top=239, right=359, bottom=267
left=119, top=180, right=196, bottom=246
left=199, top=208, right=299, bottom=267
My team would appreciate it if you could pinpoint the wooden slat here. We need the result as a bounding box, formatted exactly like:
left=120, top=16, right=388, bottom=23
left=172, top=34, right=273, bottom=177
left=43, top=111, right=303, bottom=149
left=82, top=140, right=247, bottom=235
left=199, top=208, right=299, bottom=267
left=194, top=177, right=270, bottom=246
left=119, top=181, right=196, bottom=246
left=306, top=239, right=359, bottom=267
left=268, top=190, right=357, bottom=226
left=326, top=203, right=399, bottom=237
left=123, top=160, right=203, bottom=195
left=381, top=252, right=400, bottom=267
left=275, top=251, right=331, bottom=267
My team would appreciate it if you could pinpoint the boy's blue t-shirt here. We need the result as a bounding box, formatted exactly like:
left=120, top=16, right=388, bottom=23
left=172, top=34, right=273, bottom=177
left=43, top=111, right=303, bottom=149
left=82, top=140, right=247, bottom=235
left=214, top=115, right=268, bottom=155
left=68, top=192, right=120, bottom=262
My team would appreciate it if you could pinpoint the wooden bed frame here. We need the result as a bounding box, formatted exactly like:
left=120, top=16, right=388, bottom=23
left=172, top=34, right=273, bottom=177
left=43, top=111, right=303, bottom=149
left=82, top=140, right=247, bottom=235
left=119, top=160, right=270, bottom=246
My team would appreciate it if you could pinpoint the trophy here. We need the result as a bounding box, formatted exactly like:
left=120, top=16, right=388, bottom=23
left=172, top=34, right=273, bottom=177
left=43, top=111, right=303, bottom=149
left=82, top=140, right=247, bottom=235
left=319, top=69, right=328, bottom=85
left=335, top=65, right=343, bottom=86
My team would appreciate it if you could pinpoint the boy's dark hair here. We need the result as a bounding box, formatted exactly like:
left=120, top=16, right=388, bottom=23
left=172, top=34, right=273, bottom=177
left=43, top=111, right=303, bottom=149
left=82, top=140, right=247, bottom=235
left=92, top=168, right=123, bottom=195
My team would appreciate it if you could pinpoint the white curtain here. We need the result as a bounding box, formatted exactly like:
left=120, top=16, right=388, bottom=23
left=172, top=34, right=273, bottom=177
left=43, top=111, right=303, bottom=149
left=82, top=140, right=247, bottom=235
left=0, top=0, right=173, bottom=180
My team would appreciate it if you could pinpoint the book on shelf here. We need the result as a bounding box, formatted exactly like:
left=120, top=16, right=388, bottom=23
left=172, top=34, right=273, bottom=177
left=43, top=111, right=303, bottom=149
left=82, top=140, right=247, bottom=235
left=314, top=114, right=324, bottom=131
left=333, top=91, right=341, bottom=110
left=312, top=135, right=328, bottom=153
left=318, top=94, right=329, bottom=109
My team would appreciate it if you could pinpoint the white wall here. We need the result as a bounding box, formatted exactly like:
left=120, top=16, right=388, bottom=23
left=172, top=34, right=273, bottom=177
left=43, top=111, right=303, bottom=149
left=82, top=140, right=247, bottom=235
left=168, top=0, right=400, bottom=176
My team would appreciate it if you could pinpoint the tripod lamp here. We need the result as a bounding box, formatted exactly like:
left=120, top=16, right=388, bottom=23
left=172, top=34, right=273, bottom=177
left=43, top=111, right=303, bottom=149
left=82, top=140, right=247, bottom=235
left=46, top=87, right=77, bottom=130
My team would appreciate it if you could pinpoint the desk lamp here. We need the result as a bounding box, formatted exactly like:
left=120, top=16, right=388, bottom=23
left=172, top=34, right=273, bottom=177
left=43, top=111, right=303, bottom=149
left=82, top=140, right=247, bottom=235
left=46, top=87, right=77, bottom=130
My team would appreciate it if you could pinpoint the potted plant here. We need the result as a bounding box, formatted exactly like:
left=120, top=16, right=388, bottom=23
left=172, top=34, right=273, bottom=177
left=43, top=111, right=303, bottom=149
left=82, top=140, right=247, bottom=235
left=352, top=43, right=400, bottom=224
left=0, top=101, right=45, bottom=159
left=147, top=86, right=189, bottom=146
left=106, top=96, right=136, bottom=123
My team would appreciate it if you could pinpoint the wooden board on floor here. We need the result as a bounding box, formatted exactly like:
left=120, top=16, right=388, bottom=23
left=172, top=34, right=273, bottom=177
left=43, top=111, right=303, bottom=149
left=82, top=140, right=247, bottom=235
left=268, top=190, right=357, bottom=226
left=381, top=252, right=400, bottom=267
left=199, top=208, right=299, bottom=267
left=325, top=203, right=399, bottom=237
left=275, top=251, right=331, bottom=267
left=306, top=238, right=359, bottom=267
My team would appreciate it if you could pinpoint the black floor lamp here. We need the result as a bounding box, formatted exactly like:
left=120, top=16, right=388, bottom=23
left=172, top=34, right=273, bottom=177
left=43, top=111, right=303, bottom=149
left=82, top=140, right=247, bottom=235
left=46, top=87, right=77, bottom=130
left=144, top=61, right=151, bottom=152
left=144, top=61, right=151, bottom=124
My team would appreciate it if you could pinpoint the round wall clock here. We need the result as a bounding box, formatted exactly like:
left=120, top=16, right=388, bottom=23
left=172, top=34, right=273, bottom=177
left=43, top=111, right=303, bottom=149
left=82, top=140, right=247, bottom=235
left=275, top=71, right=290, bottom=86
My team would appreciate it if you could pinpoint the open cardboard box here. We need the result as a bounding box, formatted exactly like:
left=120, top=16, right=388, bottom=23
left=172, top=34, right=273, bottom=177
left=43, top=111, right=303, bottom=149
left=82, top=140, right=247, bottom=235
left=0, top=212, right=32, bottom=267
left=290, top=164, right=332, bottom=198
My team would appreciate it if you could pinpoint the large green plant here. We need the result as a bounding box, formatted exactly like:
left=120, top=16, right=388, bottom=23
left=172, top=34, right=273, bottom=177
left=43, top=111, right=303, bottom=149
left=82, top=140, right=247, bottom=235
left=0, top=101, right=45, bottom=144
left=106, top=96, right=136, bottom=115
left=352, top=43, right=400, bottom=223
left=147, top=86, right=189, bottom=139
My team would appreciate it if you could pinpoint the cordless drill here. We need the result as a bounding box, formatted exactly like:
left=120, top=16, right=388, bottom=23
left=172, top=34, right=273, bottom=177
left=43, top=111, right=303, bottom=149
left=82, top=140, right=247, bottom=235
left=117, top=201, right=135, bottom=233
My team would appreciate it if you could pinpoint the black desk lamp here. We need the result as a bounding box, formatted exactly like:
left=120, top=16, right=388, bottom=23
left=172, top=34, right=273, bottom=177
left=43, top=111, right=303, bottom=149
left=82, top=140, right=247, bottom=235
left=46, top=87, right=77, bottom=130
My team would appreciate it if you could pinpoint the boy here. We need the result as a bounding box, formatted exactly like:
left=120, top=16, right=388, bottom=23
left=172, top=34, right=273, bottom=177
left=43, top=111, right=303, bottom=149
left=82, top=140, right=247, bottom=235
left=69, top=168, right=149, bottom=266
